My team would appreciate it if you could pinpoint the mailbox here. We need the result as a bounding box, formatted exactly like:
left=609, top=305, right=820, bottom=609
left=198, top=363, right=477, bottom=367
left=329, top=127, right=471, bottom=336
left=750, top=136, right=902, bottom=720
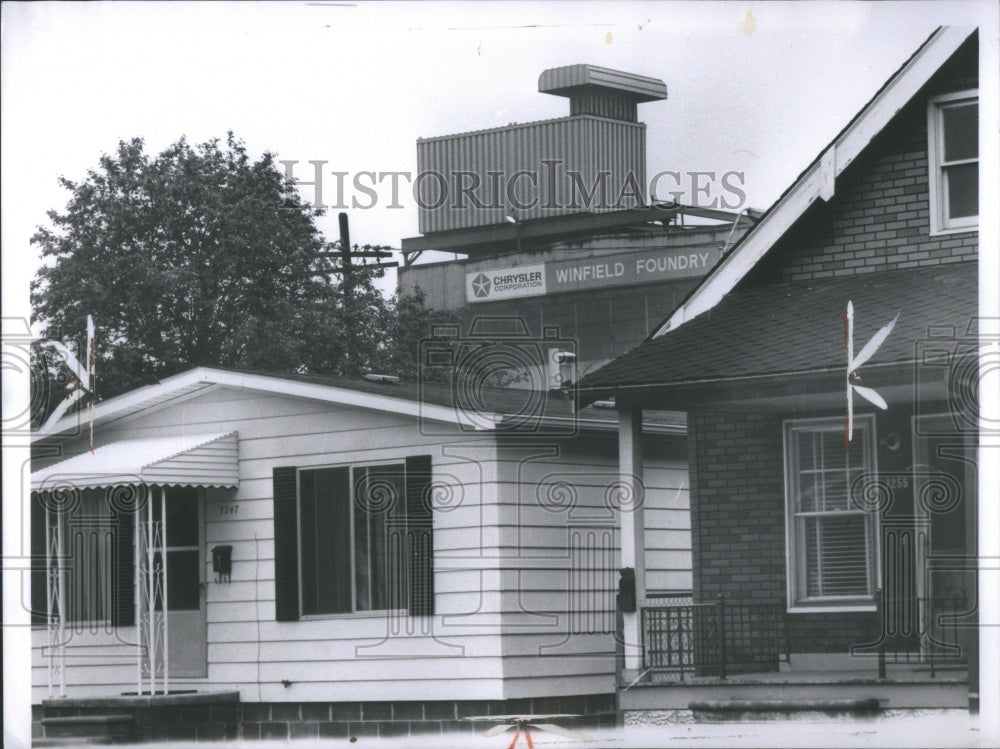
left=617, top=567, right=636, bottom=613
left=211, top=545, right=233, bottom=582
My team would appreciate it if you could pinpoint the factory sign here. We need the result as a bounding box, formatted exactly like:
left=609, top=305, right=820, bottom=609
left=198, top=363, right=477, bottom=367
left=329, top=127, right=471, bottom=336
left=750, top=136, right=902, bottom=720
left=465, top=248, right=721, bottom=303
left=465, top=264, right=547, bottom=302
left=546, top=247, right=722, bottom=293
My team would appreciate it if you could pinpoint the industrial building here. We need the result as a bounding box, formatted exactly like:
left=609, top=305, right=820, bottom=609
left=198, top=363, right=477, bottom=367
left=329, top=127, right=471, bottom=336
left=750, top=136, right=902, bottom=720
left=397, top=63, right=755, bottom=379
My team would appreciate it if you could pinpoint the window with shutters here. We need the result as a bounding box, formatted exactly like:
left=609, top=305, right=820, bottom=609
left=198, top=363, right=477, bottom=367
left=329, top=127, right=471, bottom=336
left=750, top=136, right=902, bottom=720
left=298, top=463, right=408, bottom=615
left=272, top=456, right=434, bottom=620
left=927, top=90, right=978, bottom=235
left=784, top=416, right=879, bottom=612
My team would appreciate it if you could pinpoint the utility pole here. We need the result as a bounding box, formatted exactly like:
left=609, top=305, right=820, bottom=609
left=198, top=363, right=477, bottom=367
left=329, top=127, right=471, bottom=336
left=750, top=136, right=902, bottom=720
left=318, top=212, right=399, bottom=282
left=316, top=212, right=399, bottom=373
left=338, top=212, right=354, bottom=298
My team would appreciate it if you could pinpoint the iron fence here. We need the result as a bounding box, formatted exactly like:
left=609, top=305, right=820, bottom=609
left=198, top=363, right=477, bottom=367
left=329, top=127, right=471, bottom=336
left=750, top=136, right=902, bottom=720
left=641, top=595, right=788, bottom=680
left=640, top=592, right=969, bottom=681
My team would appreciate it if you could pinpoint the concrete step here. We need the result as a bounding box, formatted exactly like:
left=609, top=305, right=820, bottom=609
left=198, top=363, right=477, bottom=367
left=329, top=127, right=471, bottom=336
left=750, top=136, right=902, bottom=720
left=33, top=738, right=107, bottom=747
left=689, top=698, right=881, bottom=722
left=40, top=715, right=134, bottom=743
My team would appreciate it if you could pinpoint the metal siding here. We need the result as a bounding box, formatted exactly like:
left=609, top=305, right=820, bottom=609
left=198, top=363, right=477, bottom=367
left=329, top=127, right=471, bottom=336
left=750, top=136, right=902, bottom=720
left=417, top=117, right=646, bottom=233
left=538, top=64, right=668, bottom=101
left=31, top=432, right=240, bottom=490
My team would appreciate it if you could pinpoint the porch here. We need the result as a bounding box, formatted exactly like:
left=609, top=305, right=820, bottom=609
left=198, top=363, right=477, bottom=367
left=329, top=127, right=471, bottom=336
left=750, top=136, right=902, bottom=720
left=621, top=595, right=970, bottom=719
left=30, top=432, right=240, bottom=700
left=620, top=669, right=970, bottom=722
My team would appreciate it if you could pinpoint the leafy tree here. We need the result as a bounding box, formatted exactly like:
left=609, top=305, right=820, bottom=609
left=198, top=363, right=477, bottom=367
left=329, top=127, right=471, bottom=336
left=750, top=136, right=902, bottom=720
left=30, top=133, right=457, bottom=419
left=370, top=287, right=458, bottom=381
left=32, top=133, right=330, bottom=395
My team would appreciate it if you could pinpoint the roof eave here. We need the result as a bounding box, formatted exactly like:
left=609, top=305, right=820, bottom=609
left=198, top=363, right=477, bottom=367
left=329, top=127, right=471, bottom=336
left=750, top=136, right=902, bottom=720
left=579, top=358, right=920, bottom=409
left=32, top=367, right=494, bottom=442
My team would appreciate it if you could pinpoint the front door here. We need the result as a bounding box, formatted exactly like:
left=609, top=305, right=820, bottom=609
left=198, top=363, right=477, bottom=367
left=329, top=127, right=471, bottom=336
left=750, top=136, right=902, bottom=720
left=155, top=487, right=207, bottom=677
left=913, top=416, right=976, bottom=662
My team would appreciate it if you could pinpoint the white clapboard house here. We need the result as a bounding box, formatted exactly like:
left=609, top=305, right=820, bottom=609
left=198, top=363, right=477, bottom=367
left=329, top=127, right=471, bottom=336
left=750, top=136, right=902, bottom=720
left=30, top=366, right=691, bottom=741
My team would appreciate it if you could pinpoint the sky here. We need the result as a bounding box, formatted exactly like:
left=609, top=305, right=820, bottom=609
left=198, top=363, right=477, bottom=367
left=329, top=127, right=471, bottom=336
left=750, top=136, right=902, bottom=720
left=0, top=0, right=990, bottom=315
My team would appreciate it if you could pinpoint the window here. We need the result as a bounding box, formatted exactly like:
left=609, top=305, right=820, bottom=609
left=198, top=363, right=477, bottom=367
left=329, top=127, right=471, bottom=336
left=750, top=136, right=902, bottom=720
left=298, top=464, right=407, bottom=615
left=784, top=416, right=878, bottom=611
left=152, top=487, right=202, bottom=611
left=928, top=90, right=978, bottom=234
left=272, top=455, right=433, bottom=621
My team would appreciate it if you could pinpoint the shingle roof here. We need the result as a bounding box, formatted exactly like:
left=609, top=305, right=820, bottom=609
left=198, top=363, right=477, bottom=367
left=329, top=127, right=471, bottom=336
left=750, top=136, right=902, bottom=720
left=578, top=263, right=976, bottom=400
left=206, top=368, right=688, bottom=432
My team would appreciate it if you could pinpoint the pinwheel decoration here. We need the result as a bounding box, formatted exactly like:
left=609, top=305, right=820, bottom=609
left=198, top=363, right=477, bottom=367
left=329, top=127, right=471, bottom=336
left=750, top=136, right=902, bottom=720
left=845, top=301, right=898, bottom=447
left=39, top=315, right=97, bottom=450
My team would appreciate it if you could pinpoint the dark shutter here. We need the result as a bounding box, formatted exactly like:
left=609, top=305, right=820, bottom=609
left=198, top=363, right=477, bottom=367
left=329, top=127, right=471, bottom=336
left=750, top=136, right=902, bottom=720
left=30, top=493, right=47, bottom=625
left=405, top=455, right=434, bottom=616
left=273, top=466, right=300, bottom=622
left=112, top=503, right=135, bottom=627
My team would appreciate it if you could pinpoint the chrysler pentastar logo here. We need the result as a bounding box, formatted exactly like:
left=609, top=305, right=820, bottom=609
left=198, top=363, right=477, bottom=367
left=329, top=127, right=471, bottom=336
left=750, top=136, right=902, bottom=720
left=471, top=273, right=492, bottom=298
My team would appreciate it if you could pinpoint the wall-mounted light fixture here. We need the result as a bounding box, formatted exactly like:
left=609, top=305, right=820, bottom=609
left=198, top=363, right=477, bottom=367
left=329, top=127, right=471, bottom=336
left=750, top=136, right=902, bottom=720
left=880, top=432, right=901, bottom=451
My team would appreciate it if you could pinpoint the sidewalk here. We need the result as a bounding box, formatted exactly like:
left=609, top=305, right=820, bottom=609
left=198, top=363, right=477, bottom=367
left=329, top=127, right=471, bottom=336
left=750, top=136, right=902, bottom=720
left=112, top=713, right=997, bottom=749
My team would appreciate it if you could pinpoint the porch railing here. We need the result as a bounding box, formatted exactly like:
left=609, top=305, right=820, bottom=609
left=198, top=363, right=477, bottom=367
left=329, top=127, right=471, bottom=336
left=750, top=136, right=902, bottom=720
left=640, top=592, right=970, bottom=682
left=640, top=595, right=788, bottom=680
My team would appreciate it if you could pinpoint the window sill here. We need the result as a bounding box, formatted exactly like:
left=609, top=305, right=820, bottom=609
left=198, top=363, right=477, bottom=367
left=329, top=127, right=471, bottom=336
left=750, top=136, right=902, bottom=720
left=298, top=609, right=410, bottom=621
left=928, top=222, right=978, bottom=237
left=787, top=604, right=877, bottom=614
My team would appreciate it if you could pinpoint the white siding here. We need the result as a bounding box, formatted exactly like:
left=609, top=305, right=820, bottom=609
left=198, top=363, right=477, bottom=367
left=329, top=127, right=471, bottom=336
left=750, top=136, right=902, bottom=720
left=33, top=386, right=506, bottom=703
left=494, top=431, right=691, bottom=699
left=31, top=386, right=692, bottom=704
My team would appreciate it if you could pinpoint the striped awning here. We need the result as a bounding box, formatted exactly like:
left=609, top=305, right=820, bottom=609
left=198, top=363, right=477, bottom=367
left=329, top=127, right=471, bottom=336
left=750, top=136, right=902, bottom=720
left=31, top=432, right=239, bottom=491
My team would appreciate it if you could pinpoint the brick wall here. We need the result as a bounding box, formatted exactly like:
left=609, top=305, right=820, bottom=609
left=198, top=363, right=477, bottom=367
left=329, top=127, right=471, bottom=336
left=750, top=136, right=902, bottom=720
left=688, top=411, right=876, bottom=654
left=35, top=694, right=616, bottom=743
left=237, top=694, right=616, bottom=740
left=751, top=35, right=978, bottom=285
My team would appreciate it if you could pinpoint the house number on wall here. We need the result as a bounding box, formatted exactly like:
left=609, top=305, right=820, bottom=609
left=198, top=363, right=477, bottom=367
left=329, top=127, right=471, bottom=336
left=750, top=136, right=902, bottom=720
left=218, top=504, right=239, bottom=516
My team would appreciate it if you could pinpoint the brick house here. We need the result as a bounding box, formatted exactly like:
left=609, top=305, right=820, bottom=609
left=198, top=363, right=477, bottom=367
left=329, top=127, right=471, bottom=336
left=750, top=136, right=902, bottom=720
left=579, top=26, right=982, bottom=722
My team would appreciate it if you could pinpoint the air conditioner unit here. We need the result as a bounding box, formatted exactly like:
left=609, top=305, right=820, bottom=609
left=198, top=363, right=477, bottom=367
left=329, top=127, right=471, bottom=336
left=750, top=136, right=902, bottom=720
left=547, top=349, right=576, bottom=390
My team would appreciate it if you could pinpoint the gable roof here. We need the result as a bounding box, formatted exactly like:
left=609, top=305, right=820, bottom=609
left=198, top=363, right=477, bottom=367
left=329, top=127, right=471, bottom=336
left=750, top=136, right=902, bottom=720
left=32, top=368, right=474, bottom=441
left=33, top=366, right=685, bottom=444
left=650, top=26, right=976, bottom=338
left=577, top=262, right=975, bottom=403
